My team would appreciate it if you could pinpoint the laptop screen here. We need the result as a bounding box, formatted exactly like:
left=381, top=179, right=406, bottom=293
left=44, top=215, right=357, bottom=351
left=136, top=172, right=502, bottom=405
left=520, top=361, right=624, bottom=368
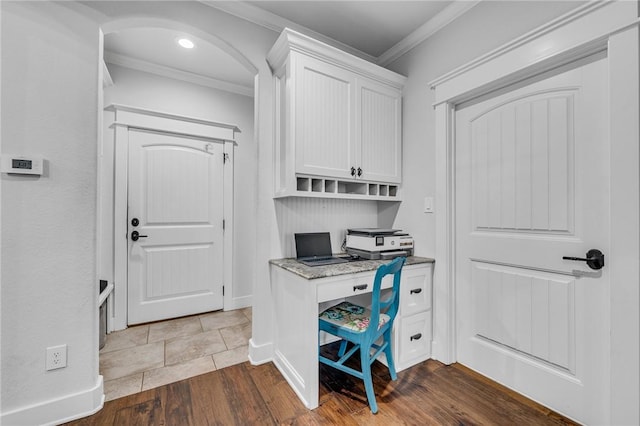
left=295, top=232, right=333, bottom=259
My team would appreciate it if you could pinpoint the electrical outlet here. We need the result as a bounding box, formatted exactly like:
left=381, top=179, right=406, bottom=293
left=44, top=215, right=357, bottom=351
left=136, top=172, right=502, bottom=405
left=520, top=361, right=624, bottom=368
left=46, top=345, right=67, bottom=371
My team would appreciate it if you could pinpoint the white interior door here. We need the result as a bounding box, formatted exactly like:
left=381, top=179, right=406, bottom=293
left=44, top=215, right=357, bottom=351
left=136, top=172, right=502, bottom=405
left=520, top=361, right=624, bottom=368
left=455, top=55, right=609, bottom=424
left=127, top=129, right=224, bottom=325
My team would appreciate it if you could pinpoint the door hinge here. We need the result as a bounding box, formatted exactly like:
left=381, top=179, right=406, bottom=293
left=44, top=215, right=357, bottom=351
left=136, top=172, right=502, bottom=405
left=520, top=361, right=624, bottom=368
left=223, top=153, right=229, bottom=163
left=222, top=286, right=225, bottom=296
left=223, top=219, right=225, bottom=230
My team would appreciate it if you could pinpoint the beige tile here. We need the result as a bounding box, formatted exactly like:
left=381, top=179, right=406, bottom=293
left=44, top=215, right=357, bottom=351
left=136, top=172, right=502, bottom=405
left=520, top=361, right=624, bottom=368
left=199, top=310, right=248, bottom=331
left=148, top=316, right=203, bottom=343
left=219, top=322, right=252, bottom=350
left=100, top=324, right=149, bottom=354
left=100, top=341, right=164, bottom=381
left=142, top=356, right=216, bottom=391
left=165, top=330, right=227, bottom=366
left=213, top=345, right=248, bottom=370
left=103, top=373, right=143, bottom=402
left=241, top=307, right=252, bottom=322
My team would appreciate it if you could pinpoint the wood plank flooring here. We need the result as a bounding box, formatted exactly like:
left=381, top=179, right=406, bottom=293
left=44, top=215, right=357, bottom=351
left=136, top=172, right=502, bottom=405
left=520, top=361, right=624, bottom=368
left=66, top=343, right=576, bottom=425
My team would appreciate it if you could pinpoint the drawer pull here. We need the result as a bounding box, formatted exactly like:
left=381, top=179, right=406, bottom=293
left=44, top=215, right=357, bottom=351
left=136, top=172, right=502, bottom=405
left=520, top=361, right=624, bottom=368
left=410, top=288, right=422, bottom=294
left=353, top=284, right=368, bottom=291
left=410, top=333, right=422, bottom=341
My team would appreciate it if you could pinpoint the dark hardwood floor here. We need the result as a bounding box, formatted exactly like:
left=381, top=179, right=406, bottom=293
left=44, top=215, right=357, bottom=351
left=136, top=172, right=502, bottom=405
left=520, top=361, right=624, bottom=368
left=66, top=343, right=576, bottom=425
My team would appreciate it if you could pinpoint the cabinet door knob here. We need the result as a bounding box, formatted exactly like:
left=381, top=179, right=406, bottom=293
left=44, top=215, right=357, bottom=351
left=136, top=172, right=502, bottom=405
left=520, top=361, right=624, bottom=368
left=357, top=167, right=363, bottom=177
left=350, top=166, right=356, bottom=177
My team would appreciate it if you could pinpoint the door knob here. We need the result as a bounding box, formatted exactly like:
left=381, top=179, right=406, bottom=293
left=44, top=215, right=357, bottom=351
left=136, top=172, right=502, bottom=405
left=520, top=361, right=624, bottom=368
left=563, top=249, right=605, bottom=270
left=131, top=230, right=148, bottom=242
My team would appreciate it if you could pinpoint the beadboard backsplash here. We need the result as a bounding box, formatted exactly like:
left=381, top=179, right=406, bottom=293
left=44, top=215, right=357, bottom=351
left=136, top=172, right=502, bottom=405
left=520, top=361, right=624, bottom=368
left=275, top=197, right=384, bottom=258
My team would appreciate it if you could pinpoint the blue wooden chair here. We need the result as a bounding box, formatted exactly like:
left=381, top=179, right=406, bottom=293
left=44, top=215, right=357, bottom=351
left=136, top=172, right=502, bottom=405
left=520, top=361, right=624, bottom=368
left=318, top=256, right=406, bottom=413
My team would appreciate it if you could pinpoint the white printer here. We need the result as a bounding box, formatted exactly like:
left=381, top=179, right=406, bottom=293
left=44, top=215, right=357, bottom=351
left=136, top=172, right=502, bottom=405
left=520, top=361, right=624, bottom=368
left=345, top=228, right=414, bottom=260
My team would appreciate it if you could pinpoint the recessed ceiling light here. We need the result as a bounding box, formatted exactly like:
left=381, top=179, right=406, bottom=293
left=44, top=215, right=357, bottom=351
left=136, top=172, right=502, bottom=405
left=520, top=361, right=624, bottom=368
left=177, top=38, right=195, bottom=49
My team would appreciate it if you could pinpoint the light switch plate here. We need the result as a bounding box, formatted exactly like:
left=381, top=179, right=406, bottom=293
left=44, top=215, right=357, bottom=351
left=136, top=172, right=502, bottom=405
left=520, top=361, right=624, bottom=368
left=423, top=197, right=434, bottom=213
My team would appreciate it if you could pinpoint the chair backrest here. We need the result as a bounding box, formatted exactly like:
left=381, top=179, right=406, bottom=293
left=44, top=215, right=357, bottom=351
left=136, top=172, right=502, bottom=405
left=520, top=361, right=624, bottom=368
left=368, top=257, right=406, bottom=339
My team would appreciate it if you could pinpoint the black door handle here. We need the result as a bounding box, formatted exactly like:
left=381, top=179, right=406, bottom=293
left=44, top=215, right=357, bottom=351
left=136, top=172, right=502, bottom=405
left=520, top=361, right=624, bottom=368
left=563, top=249, right=604, bottom=270
left=131, top=230, right=148, bottom=242
left=350, top=166, right=356, bottom=177
left=357, top=167, right=362, bottom=177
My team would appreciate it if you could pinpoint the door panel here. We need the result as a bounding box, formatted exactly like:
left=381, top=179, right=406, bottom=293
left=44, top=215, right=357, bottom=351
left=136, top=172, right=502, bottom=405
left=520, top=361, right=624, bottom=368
left=358, top=79, right=402, bottom=183
left=128, top=129, right=224, bottom=325
left=295, top=54, right=355, bottom=178
left=456, top=56, right=608, bottom=424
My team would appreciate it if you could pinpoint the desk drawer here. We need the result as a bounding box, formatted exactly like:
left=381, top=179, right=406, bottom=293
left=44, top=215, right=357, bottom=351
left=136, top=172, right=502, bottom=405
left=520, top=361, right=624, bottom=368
left=400, top=265, right=432, bottom=316
left=397, top=311, right=431, bottom=366
left=317, top=272, right=393, bottom=303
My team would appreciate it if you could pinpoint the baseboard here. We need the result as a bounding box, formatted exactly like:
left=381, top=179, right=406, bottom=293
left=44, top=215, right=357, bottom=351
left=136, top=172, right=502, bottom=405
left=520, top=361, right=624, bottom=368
left=248, top=338, right=273, bottom=365
left=0, top=375, right=104, bottom=426
left=225, top=295, right=252, bottom=311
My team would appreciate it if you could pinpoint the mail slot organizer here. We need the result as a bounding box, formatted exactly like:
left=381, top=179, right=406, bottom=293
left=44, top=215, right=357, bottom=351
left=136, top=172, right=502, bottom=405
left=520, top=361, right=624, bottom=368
left=293, top=176, right=399, bottom=201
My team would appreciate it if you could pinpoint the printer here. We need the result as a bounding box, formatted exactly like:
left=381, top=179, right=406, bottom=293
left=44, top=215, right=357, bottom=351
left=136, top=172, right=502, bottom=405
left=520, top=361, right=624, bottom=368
left=345, top=228, right=414, bottom=260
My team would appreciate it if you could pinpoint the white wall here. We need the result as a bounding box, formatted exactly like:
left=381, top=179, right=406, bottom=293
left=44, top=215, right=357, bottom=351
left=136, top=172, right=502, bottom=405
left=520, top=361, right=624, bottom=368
left=1, top=2, right=103, bottom=423
left=103, top=64, right=256, bottom=307
left=0, top=1, right=279, bottom=423
left=386, top=1, right=584, bottom=258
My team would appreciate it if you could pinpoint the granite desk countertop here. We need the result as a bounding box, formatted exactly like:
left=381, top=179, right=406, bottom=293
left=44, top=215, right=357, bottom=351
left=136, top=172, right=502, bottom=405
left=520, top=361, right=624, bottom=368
left=269, top=256, right=434, bottom=280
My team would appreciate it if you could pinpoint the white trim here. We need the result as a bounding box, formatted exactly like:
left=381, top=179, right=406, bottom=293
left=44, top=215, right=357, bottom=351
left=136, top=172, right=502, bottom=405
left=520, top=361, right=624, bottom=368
left=200, top=0, right=378, bottom=64
left=267, top=28, right=406, bottom=90
left=377, top=0, right=481, bottom=66
left=430, top=1, right=639, bottom=424
left=202, top=0, right=478, bottom=67
left=225, top=294, right=252, bottom=311
left=607, top=24, right=640, bottom=425
left=248, top=338, right=273, bottom=366
left=108, top=106, right=237, bottom=331
left=0, top=376, right=104, bottom=426
left=429, top=2, right=637, bottom=103
left=104, top=51, right=254, bottom=98
left=222, top=140, right=235, bottom=312
left=106, top=103, right=240, bottom=139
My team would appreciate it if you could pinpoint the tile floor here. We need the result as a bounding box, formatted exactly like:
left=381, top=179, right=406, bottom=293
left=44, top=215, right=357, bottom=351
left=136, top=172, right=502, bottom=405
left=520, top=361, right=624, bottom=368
left=99, top=307, right=252, bottom=401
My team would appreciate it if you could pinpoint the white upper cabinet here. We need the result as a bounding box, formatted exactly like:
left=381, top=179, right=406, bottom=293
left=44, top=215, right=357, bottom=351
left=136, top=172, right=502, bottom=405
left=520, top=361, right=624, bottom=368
left=268, top=29, right=406, bottom=200
left=357, top=77, right=402, bottom=183
left=294, top=54, right=356, bottom=179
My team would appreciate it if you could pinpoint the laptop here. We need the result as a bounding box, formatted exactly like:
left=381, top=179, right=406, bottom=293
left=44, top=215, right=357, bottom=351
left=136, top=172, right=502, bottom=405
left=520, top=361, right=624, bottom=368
left=295, top=232, right=349, bottom=266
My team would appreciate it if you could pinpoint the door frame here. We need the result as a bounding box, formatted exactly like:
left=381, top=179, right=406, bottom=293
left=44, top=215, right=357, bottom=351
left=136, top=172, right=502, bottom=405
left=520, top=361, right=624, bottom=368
left=107, top=104, right=238, bottom=331
left=429, top=2, right=639, bottom=424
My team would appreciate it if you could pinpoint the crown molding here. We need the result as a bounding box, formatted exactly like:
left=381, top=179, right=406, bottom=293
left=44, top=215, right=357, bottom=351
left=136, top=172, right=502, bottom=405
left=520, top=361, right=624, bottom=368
left=377, top=0, right=482, bottom=66
left=201, top=0, right=479, bottom=67
left=267, top=28, right=407, bottom=89
left=104, top=51, right=254, bottom=98
left=200, top=0, right=378, bottom=63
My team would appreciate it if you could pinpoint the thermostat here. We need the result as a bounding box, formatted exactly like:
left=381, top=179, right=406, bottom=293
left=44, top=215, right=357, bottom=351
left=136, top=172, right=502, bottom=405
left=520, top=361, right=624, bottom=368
left=1, top=155, right=44, bottom=175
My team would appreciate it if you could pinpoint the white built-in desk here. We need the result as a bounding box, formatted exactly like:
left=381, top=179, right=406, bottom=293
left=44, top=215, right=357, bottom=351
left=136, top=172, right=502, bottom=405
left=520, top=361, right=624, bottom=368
left=269, top=256, right=434, bottom=409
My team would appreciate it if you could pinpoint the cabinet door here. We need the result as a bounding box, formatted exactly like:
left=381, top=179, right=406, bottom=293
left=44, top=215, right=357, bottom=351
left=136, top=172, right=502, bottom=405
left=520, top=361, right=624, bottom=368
left=294, top=54, right=356, bottom=179
left=357, top=78, right=402, bottom=183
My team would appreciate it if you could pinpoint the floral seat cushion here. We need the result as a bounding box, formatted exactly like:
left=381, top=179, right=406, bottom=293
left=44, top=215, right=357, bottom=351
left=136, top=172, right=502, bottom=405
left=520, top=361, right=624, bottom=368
left=319, top=301, right=390, bottom=333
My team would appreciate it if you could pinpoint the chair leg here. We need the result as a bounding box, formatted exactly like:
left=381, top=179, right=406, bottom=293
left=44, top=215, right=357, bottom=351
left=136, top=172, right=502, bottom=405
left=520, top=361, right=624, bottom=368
left=383, top=329, right=397, bottom=380
left=360, top=346, right=378, bottom=414
left=338, top=339, right=348, bottom=357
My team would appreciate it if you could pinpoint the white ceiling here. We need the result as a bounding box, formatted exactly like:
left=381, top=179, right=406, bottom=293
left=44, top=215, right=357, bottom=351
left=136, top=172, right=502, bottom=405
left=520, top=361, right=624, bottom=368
left=103, top=1, right=478, bottom=97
